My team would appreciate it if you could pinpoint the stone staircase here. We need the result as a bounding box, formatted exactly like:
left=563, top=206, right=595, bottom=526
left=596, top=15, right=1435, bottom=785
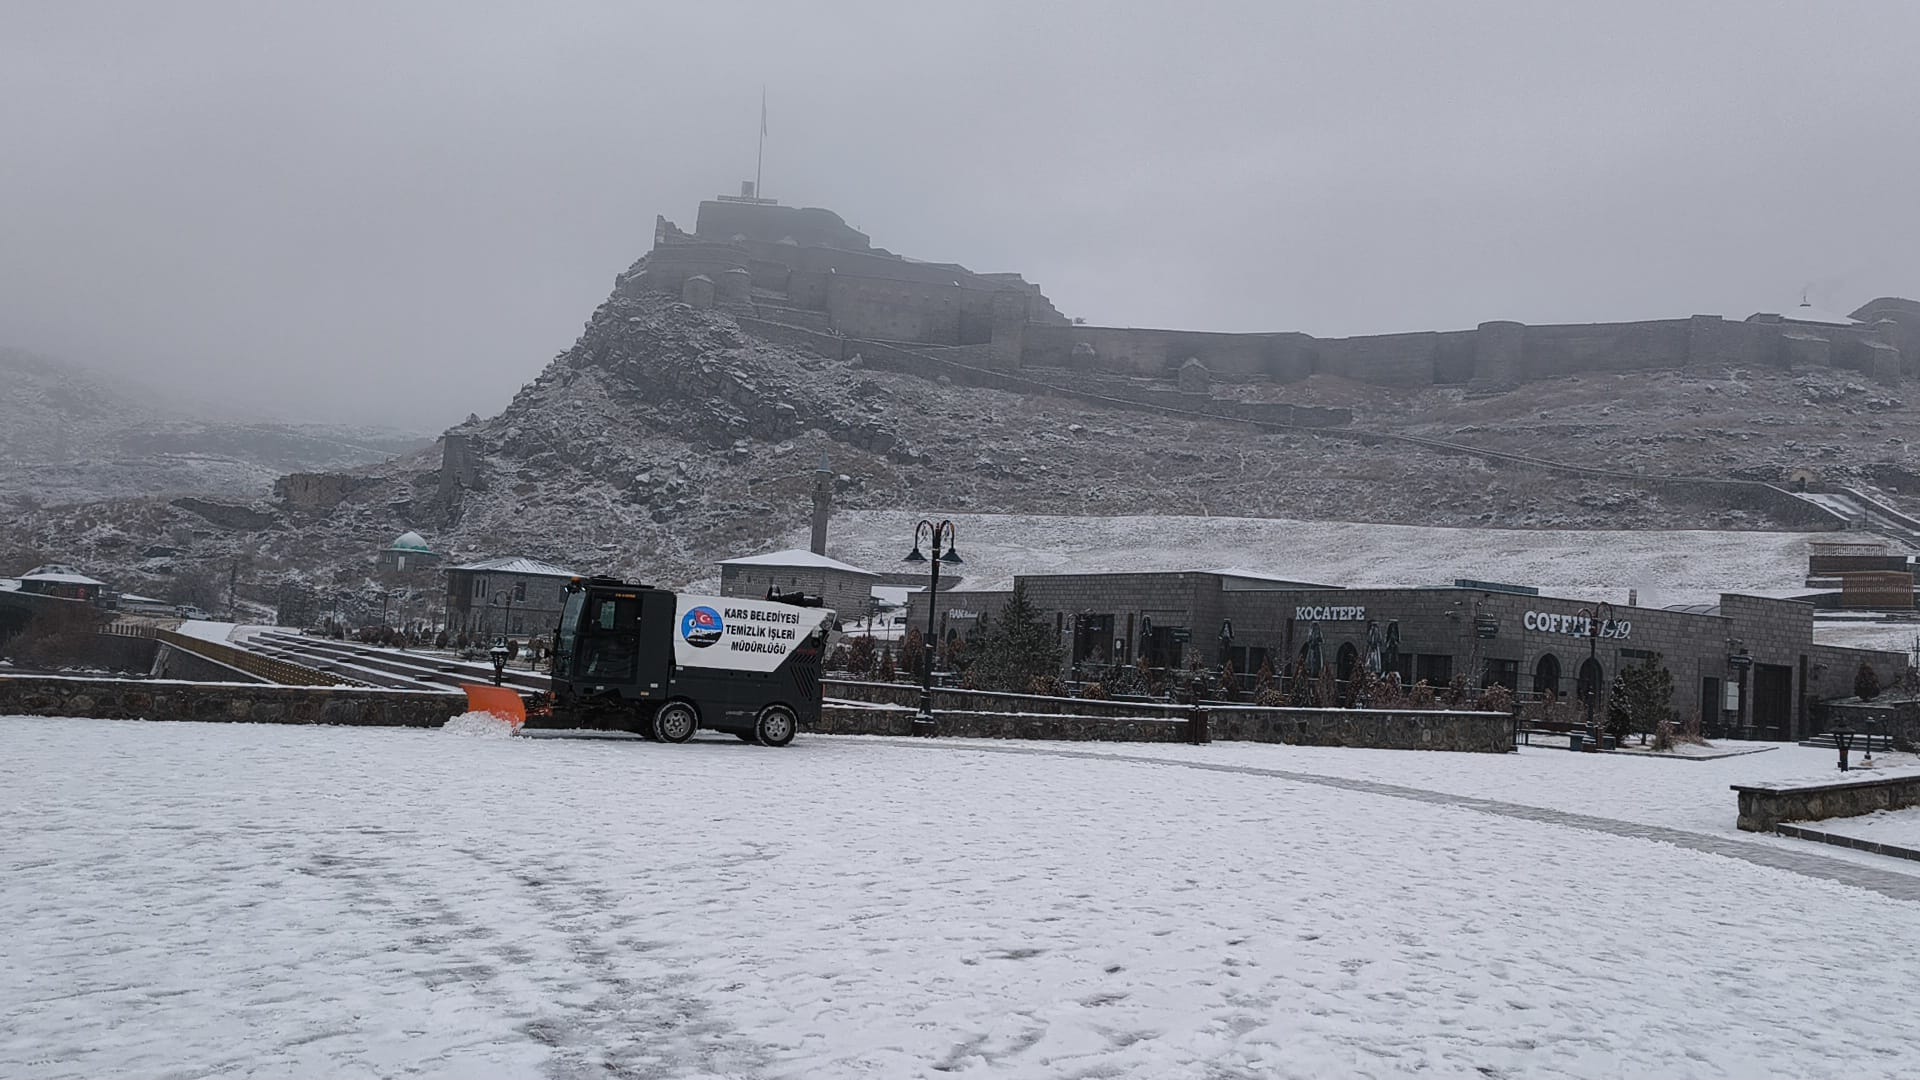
left=1799, top=732, right=1899, bottom=752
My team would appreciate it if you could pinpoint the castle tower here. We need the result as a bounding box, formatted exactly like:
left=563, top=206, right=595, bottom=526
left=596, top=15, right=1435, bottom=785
left=810, top=455, right=833, bottom=555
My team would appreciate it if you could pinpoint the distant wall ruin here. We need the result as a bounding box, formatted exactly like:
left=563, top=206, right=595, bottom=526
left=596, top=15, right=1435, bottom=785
left=274, top=472, right=373, bottom=511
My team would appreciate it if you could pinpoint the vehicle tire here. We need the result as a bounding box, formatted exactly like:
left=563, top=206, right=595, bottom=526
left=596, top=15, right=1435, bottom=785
left=754, top=704, right=798, bottom=748
left=652, top=701, right=698, bottom=744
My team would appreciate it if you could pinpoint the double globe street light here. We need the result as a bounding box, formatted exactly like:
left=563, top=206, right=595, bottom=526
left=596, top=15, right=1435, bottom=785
left=903, top=519, right=963, bottom=732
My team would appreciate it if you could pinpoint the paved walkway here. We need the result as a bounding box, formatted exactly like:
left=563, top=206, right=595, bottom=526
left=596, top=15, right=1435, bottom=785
left=897, top=741, right=1920, bottom=904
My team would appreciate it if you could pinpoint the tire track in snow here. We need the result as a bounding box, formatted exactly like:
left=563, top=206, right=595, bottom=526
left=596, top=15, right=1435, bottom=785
left=883, top=741, right=1920, bottom=904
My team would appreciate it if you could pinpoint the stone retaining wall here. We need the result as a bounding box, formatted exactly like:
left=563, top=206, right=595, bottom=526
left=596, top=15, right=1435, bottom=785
left=815, top=698, right=1512, bottom=752
left=1733, top=773, right=1920, bottom=831
left=0, top=675, right=464, bottom=728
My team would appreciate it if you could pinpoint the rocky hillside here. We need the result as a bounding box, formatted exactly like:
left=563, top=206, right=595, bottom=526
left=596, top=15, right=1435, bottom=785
left=13, top=271, right=1920, bottom=627
left=0, top=347, right=429, bottom=508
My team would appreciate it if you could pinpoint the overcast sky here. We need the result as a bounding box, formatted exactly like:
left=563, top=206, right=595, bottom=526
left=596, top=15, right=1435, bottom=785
left=4, top=1, right=1918, bottom=429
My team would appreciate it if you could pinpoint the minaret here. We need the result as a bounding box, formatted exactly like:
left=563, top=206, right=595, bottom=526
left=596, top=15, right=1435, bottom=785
left=810, top=454, right=832, bottom=555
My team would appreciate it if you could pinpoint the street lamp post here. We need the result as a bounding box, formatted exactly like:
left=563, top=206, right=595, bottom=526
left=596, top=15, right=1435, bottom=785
left=1578, top=602, right=1614, bottom=750
left=903, top=519, right=962, bottom=734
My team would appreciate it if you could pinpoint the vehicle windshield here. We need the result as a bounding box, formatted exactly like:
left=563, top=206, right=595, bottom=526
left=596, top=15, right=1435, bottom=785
left=554, top=589, right=585, bottom=675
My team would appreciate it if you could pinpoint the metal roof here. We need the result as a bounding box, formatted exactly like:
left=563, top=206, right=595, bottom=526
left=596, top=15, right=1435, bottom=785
left=447, top=556, right=579, bottom=577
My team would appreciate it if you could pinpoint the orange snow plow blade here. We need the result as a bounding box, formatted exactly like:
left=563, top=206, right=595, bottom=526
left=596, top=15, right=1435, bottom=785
left=461, top=684, right=527, bottom=729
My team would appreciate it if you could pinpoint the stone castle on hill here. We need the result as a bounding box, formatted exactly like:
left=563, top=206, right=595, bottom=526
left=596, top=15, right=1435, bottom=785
left=624, top=190, right=1920, bottom=388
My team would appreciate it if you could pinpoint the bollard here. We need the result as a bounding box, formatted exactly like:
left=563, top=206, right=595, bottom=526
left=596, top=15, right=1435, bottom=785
left=1186, top=705, right=1210, bottom=745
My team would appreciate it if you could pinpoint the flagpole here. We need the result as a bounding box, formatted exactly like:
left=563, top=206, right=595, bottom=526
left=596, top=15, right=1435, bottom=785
left=755, top=86, right=766, bottom=199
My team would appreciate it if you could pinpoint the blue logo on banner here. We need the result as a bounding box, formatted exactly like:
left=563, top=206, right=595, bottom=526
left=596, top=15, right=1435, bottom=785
left=681, top=605, right=724, bottom=647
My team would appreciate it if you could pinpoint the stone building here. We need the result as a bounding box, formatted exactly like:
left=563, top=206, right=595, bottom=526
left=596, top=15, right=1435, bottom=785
left=907, top=571, right=1907, bottom=741
left=444, top=556, right=579, bottom=640
left=717, top=550, right=878, bottom=624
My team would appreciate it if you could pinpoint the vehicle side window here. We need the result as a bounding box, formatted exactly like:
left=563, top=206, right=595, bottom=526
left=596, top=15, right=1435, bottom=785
left=597, top=601, right=617, bottom=630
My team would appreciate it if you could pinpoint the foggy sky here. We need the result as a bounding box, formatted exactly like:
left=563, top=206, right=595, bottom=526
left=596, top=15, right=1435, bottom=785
left=5, top=1, right=1918, bottom=430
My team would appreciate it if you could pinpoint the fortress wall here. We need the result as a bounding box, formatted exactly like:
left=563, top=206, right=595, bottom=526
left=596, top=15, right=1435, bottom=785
left=1686, top=315, right=1759, bottom=370
left=638, top=242, right=749, bottom=294
left=746, top=256, right=793, bottom=293
left=827, top=275, right=968, bottom=344
left=1025, top=327, right=1292, bottom=377
left=1518, top=318, right=1693, bottom=379
left=789, top=245, right=983, bottom=287
left=1313, top=331, right=1449, bottom=386
left=694, top=200, right=870, bottom=250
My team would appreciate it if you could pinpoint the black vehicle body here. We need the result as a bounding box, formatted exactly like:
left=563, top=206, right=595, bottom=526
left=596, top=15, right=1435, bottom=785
left=544, top=577, right=834, bottom=745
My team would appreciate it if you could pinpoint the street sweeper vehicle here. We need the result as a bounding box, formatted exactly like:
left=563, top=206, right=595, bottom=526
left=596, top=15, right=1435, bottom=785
left=462, top=576, right=836, bottom=745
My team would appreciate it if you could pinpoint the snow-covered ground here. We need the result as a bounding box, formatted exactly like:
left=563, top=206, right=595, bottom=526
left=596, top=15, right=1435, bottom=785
left=9, top=717, right=1920, bottom=1078
left=1807, top=619, right=1920, bottom=654
left=1815, top=806, right=1920, bottom=850
left=799, top=511, right=1821, bottom=609
left=174, top=619, right=238, bottom=643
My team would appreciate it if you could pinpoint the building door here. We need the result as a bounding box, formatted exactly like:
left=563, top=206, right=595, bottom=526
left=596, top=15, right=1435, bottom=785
left=1753, top=663, right=1793, bottom=740
left=1533, top=654, right=1561, bottom=699
left=1699, top=676, right=1720, bottom=735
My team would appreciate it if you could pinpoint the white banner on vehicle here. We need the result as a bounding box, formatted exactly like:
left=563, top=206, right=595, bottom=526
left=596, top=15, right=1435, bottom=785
left=671, top=593, right=836, bottom=673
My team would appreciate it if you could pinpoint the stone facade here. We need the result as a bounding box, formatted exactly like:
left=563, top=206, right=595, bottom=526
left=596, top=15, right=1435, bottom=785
left=719, top=556, right=876, bottom=623
left=0, top=674, right=463, bottom=727
left=906, top=575, right=1909, bottom=741
left=444, top=560, right=577, bottom=639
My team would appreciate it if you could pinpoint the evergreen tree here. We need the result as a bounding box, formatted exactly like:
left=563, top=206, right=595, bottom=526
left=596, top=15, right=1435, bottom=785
left=971, top=583, right=1063, bottom=691
left=1608, top=653, right=1676, bottom=743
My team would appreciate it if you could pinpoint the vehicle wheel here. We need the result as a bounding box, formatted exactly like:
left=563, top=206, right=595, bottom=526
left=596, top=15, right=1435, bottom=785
left=652, top=701, right=698, bottom=744
left=754, top=704, right=797, bottom=748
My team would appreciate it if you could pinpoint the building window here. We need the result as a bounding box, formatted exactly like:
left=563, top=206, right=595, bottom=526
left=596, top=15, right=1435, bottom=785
left=473, top=577, right=487, bottom=600
left=513, top=581, right=526, bottom=603
left=1483, top=658, right=1519, bottom=691
left=1415, top=654, right=1453, bottom=685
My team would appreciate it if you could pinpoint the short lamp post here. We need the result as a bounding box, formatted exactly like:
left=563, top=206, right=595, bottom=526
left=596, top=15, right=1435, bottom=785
left=903, top=519, right=962, bottom=734
left=1578, top=602, right=1614, bottom=751
left=488, top=643, right=509, bottom=686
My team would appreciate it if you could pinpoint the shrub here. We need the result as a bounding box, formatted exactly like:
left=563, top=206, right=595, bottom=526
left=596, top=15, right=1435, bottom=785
left=846, top=635, right=878, bottom=677
left=1255, top=687, right=1287, bottom=708
left=1855, top=662, right=1882, bottom=701
left=1081, top=681, right=1109, bottom=701
left=901, top=629, right=926, bottom=679
left=1652, top=718, right=1676, bottom=752
left=1480, top=683, right=1514, bottom=714
left=878, top=645, right=896, bottom=683
left=1409, top=680, right=1437, bottom=709
left=1028, top=674, right=1066, bottom=697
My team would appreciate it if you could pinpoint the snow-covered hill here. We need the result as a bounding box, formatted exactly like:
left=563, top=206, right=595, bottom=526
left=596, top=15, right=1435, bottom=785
left=0, top=347, right=428, bottom=507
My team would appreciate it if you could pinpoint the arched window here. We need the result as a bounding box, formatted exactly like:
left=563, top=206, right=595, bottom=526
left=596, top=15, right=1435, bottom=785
left=1533, top=654, right=1561, bottom=698
left=1576, top=658, right=1604, bottom=706
left=1336, top=642, right=1359, bottom=683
